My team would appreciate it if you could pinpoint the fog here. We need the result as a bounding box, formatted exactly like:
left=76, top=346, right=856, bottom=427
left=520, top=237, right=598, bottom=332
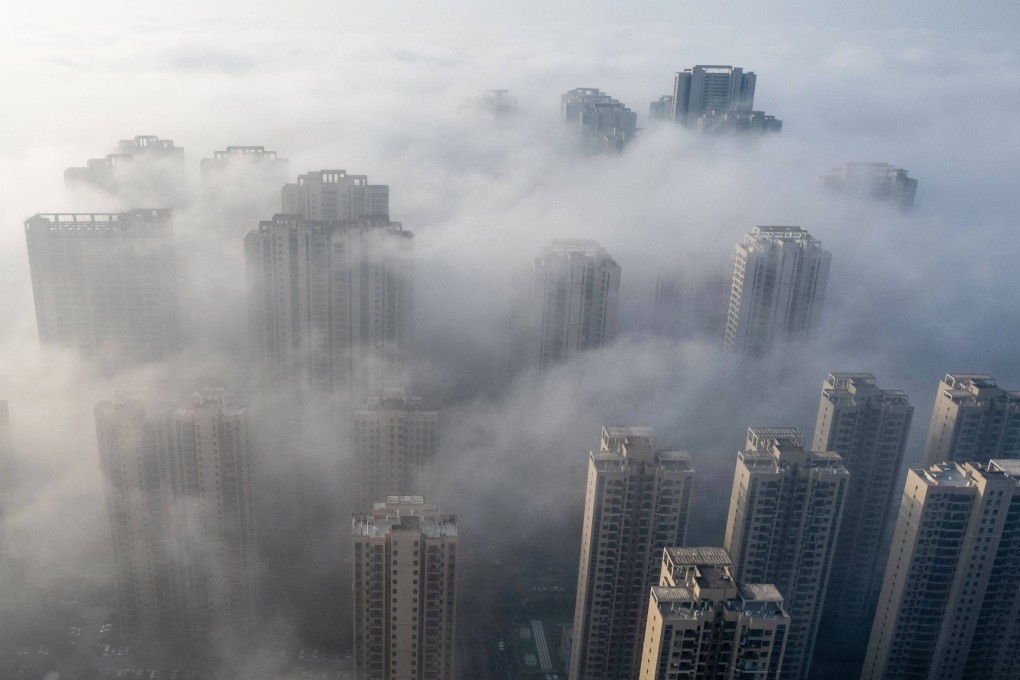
left=1, top=2, right=1019, bottom=677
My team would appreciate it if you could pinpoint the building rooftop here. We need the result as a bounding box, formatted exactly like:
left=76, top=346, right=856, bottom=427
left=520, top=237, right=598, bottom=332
left=352, top=497, right=457, bottom=539
left=989, top=459, right=1020, bottom=478
left=665, top=546, right=732, bottom=568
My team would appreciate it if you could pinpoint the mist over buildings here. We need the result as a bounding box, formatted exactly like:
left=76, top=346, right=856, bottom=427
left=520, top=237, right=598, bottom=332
left=1, top=2, right=1019, bottom=677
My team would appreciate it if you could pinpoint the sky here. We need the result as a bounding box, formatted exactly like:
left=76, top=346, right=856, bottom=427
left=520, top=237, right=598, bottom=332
left=1, top=0, right=1020, bottom=671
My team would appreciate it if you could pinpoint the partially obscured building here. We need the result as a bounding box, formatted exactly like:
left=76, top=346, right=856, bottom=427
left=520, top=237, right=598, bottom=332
left=819, top=162, right=917, bottom=209
left=25, top=211, right=181, bottom=365
left=638, top=547, right=790, bottom=680
left=281, top=170, right=389, bottom=221
left=561, top=88, right=637, bottom=152
left=671, top=66, right=756, bottom=125
left=724, top=427, right=848, bottom=679
left=651, top=255, right=730, bottom=341
left=570, top=427, right=694, bottom=680
left=923, top=373, right=1020, bottom=466
left=862, top=460, right=1020, bottom=680
left=64, top=135, right=186, bottom=204
left=648, top=95, right=674, bottom=121
left=352, top=497, right=458, bottom=680
left=695, top=109, right=782, bottom=134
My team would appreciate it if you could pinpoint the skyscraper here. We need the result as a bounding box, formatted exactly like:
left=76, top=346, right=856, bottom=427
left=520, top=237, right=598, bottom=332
left=281, top=170, right=389, bottom=221
left=94, top=389, right=258, bottom=642
left=352, top=496, right=458, bottom=680
left=813, top=374, right=913, bottom=620
left=64, top=135, right=186, bottom=205
left=862, top=460, right=1020, bottom=680
left=670, top=65, right=756, bottom=125
left=724, top=226, right=831, bottom=358
left=819, top=162, right=918, bottom=209
left=524, top=240, right=620, bottom=372
left=245, top=214, right=414, bottom=400
left=352, top=388, right=440, bottom=514
left=570, top=427, right=695, bottom=680
left=25, top=211, right=181, bottom=364
left=639, top=547, right=790, bottom=680
left=723, top=427, right=848, bottom=679
left=923, top=373, right=1020, bottom=466
left=561, top=88, right=637, bottom=152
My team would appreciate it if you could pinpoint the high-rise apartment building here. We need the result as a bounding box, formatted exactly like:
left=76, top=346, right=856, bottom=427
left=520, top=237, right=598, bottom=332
left=862, top=460, right=1020, bottom=680
left=281, top=170, right=389, bottom=221
left=524, top=240, right=620, bottom=372
left=245, top=214, right=414, bottom=400
left=570, top=427, right=695, bottom=680
left=723, top=427, right=849, bottom=680
left=923, top=373, right=1020, bottom=466
left=724, top=226, right=831, bottom=358
left=64, top=135, right=186, bottom=204
left=352, top=389, right=440, bottom=513
left=639, top=547, right=790, bottom=680
left=813, top=373, right=913, bottom=619
left=352, top=496, right=457, bottom=680
left=94, top=389, right=258, bottom=642
left=671, top=66, right=756, bottom=125
left=651, top=255, right=730, bottom=341
left=25, top=211, right=181, bottom=364
left=648, top=95, right=674, bottom=121
left=561, top=88, right=638, bottom=152
left=819, top=162, right=918, bottom=209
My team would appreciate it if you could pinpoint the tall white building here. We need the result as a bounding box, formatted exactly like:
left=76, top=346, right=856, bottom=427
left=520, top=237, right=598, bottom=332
left=352, top=389, right=440, bottom=514
left=561, top=88, right=637, bottom=152
left=245, top=214, right=414, bottom=401
left=352, top=496, right=457, bottom=680
left=819, top=162, right=917, bottom=209
left=570, top=427, right=694, bottom=680
left=923, top=373, right=1020, bottom=466
left=525, top=240, right=620, bottom=372
left=862, top=460, right=1020, bottom=680
left=723, top=427, right=849, bottom=680
left=813, top=373, right=913, bottom=620
left=25, top=211, right=181, bottom=365
left=94, top=389, right=258, bottom=642
left=281, top=170, right=389, bottom=221
left=639, top=547, right=790, bottom=680
left=724, top=226, right=831, bottom=358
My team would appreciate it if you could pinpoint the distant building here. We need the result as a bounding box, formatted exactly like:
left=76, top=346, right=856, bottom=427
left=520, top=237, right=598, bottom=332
left=638, top=547, right=790, bottom=680
left=923, top=373, right=1020, bottom=466
left=352, top=496, right=457, bottom=680
left=352, top=389, right=440, bottom=514
left=24, top=211, right=181, bottom=365
left=200, top=145, right=287, bottom=178
left=724, top=226, right=831, bottom=358
left=94, top=389, right=258, bottom=643
left=819, top=162, right=917, bottom=209
left=695, top=109, right=782, bottom=134
left=651, top=254, right=730, bottom=341
left=480, top=89, right=518, bottom=115
left=570, top=427, right=694, bottom=680
left=523, top=240, right=620, bottom=372
left=200, top=146, right=289, bottom=217
left=245, top=215, right=414, bottom=401
left=651, top=65, right=782, bottom=134
left=64, top=135, right=186, bottom=204
left=862, top=460, right=1020, bottom=679
left=561, top=88, right=637, bottom=152
left=648, top=95, right=673, bottom=121
left=724, top=427, right=849, bottom=679
left=281, top=169, right=389, bottom=221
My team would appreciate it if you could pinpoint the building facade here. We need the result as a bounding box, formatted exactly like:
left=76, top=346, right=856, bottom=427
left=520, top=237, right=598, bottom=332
left=245, top=214, right=414, bottom=401
left=570, top=427, right=695, bottom=680
left=352, top=389, right=440, bottom=513
left=923, top=373, right=1020, bottom=466
left=94, top=389, right=258, bottom=642
left=862, top=460, right=1020, bottom=679
left=639, top=547, right=790, bottom=680
left=670, top=66, right=756, bottom=125
left=818, top=162, right=917, bottom=209
left=724, top=226, right=831, bottom=358
left=723, top=427, right=848, bottom=679
left=561, top=88, right=638, bottom=152
left=281, top=170, right=389, bottom=221
left=352, top=497, right=458, bottom=680
left=25, top=211, right=181, bottom=365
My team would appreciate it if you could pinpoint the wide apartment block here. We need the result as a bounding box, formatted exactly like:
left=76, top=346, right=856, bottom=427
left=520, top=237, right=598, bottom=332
left=561, top=88, right=638, bottom=152
left=352, top=497, right=457, bottom=680
left=281, top=169, right=389, bottom=221
left=813, top=373, right=913, bottom=619
left=352, top=388, right=440, bottom=514
left=724, top=427, right=848, bottom=680
left=25, top=211, right=181, bottom=365
left=639, top=547, right=790, bottom=680
left=94, top=389, right=258, bottom=642
left=819, top=162, right=917, bottom=209
left=923, top=373, right=1020, bottom=466
left=525, top=240, right=620, bottom=372
left=570, top=427, right=694, bottom=680
left=862, top=460, right=1020, bottom=680
left=245, top=214, right=413, bottom=401
left=724, top=226, right=830, bottom=358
